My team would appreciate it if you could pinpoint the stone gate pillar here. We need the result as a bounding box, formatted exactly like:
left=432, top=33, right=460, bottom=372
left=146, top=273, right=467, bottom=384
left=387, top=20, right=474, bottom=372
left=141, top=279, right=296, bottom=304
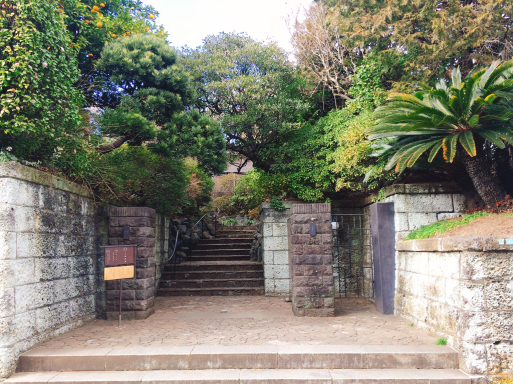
left=288, top=203, right=334, bottom=316
left=106, top=207, right=156, bottom=320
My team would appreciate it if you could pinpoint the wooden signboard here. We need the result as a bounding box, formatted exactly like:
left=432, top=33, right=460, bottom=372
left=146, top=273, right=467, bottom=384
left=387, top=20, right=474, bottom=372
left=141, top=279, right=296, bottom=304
left=104, top=246, right=136, bottom=266
left=104, top=265, right=134, bottom=281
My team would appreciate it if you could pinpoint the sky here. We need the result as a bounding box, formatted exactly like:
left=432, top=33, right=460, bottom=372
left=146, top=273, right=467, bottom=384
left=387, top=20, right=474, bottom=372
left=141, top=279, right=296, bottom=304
left=144, top=0, right=314, bottom=53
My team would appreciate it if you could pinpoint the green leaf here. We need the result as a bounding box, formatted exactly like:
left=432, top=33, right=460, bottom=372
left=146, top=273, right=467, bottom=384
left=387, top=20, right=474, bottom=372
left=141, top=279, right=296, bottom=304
left=428, top=141, right=443, bottom=162
left=459, top=131, right=476, bottom=157
left=406, top=141, right=437, bottom=167
left=468, top=115, right=479, bottom=127
left=442, top=134, right=460, bottom=163
left=477, top=130, right=506, bottom=149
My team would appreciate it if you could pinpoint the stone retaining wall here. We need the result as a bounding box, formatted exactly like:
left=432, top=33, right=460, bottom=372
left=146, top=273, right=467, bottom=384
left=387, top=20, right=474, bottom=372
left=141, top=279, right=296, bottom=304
left=397, top=236, right=513, bottom=381
left=260, top=202, right=296, bottom=296
left=0, top=163, right=108, bottom=378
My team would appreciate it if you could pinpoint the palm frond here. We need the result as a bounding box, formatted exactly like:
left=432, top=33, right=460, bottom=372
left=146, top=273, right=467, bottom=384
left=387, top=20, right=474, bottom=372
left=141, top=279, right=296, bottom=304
left=459, top=130, right=476, bottom=157
left=442, top=133, right=460, bottom=163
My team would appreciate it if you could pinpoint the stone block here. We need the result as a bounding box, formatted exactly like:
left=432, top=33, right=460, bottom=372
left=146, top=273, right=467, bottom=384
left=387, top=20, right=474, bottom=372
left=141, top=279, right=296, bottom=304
left=264, top=279, right=274, bottom=295
left=485, top=280, right=513, bottom=311
left=452, top=194, right=466, bottom=212
left=0, top=259, right=36, bottom=288
left=438, top=212, right=463, bottom=221
left=292, top=255, right=330, bottom=265
left=274, top=279, right=290, bottom=294
left=263, top=223, right=273, bottom=237
left=35, top=302, right=70, bottom=334
left=393, top=194, right=454, bottom=213
left=408, top=212, right=438, bottom=231
left=0, top=231, right=16, bottom=260
left=273, top=251, right=288, bottom=265
left=293, top=276, right=324, bottom=287
left=445, top=278, right=460, bottom=307
left=290, top=224, right=308, bottom=235
left=109, top=207, right=156, bottom=218
left=54, top=277, right=83, bottom=302
left=107, top=277, right=154, bottom=291
left=0, top=205, right=16, bottom=232
left=15, top=282, right=54, bottom=313
left=290, top=213, right=331, bottom=225
left=16, top=233, right=58, bottom=258
left=107, top=289, right=135, bottom=300
left=136, top=265, right=155, bottom=279
left=486, top=343, right=513, bottom=375
left=137, top=247, right=155, bottom=258
left=458, top=341, right=488, bottom=374
left=401, top=251, right=429, bottom=274
left=441, top=237, right=483, bottom=252
left=394, top=213, right=409, bottom=232
left=263, top=236, right=288, bottom=251
left=263, top=251, right=273, bottom=264
left=0, top=311, right=36, bottom=348
left=302, top=244, right=331, bottom=255
left=0, top=287, right=15, bottom=318
left=396, top=270, right=417, bottom=296
left=106, top=297, right=154, bottom=311
left=69, top=256, right=94, bottom=277
left=428, top=251, right=460, bottom=279
left=117, top=216, right=155, bottom=227
left=34, top=258, right=70, bottom=281
left=461, top=251, right=513, bottom=281
left=272, top=223, right=288, bottom=237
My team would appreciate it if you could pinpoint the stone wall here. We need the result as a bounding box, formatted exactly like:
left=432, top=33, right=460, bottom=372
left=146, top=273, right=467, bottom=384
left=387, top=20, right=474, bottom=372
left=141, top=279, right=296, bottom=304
left=0, top=163, right=108, bottom=378
left=260, top=202, right=295, bottom=296
left=380, top=183, right=465, bottom=242
left=288, top=203, right=334, bottom=316
left=155, top=214, right=169, bottom=293
left=396, top=236, right=513, bottom=382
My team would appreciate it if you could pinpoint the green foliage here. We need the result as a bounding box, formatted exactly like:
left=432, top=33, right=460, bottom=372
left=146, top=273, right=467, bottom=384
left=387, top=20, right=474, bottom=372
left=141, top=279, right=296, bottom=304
left=182, top=32, right=311, bottom=171
left=404, top=212, right=492, bottom=241
left=181, top=158, right=214, bottom=217
left=318, top=0, right=513, bottom=87
left=221, top=218, right=237, bottom=226
left=97, top=34, right=227, bottom=174
left=0, top=0, right=83, bottom=160
left=229, top=170, right=289, bottom=214
left=270, top=196, right=286, bottom=211
left=368, top=61, right=513, bottom=174
left=408, top=323, right=414, bottom=327
left=435, top=338, right=447, bottom=346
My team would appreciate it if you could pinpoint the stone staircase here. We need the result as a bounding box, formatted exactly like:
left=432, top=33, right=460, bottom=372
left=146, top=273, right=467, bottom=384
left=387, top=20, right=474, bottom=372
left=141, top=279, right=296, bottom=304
left=6, top=345, right=471, bottom=383
left=158, top=226, right=265, bottom=296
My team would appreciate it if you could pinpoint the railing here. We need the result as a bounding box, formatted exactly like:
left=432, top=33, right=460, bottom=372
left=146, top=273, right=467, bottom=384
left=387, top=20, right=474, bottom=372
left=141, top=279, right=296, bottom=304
left=166, top=207, right=220, bottom=265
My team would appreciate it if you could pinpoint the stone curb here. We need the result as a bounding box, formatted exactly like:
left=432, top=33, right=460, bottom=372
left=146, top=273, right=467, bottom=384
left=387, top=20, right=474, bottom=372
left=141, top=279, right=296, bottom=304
left=0, top=162, right=92, bottom=198
left=398, top=236, right=513, bottom=252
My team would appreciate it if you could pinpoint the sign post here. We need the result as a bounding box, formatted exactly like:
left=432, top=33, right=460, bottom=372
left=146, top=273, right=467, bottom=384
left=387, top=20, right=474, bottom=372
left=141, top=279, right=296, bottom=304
left=103, top=245, right=136, bottom=327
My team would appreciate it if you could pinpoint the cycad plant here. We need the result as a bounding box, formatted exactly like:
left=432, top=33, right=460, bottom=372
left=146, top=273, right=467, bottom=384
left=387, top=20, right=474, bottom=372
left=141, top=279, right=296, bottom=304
left=368, top=61, right=513, bottom=207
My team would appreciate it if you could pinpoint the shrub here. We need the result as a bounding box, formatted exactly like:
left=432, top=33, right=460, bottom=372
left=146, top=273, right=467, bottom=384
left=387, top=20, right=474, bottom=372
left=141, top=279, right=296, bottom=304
left=0, top=0, right=83, bottom=161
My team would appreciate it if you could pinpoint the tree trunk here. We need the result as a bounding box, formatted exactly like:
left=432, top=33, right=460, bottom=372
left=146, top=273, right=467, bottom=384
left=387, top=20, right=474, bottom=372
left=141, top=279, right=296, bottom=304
left=460, top=150, right=506, bottom=208
left=97, top=136, right=127, bottom=154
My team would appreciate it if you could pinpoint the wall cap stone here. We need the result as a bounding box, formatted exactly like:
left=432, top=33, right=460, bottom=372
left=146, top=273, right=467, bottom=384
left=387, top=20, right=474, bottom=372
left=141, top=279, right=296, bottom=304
left=291, top=203, right=331, bottom=214
left=110, top=207, right=156, bottom=218
left=0, top=162, right=92, bottom=198
left=398, top=236, right=513, bottom=252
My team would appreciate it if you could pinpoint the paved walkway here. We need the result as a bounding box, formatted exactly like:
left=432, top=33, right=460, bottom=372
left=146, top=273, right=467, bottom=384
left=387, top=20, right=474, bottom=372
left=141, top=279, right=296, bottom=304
left=36, top=297, right=435, bottom=350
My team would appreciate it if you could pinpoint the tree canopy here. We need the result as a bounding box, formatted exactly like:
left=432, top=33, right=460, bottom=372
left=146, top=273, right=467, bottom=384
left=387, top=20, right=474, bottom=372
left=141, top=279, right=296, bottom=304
left=181, top=32, right=311, bottom=172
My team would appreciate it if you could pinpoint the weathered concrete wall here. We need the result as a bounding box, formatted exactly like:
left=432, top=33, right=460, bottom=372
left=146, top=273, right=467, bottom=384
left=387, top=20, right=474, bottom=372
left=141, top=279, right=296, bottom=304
left=288, top=203, right=334, bottom=317
left=396, top=237, right=513, bottom=382
left=0, top=163, right=108, bottom=378
left=260, top=202, right=295, bottom=296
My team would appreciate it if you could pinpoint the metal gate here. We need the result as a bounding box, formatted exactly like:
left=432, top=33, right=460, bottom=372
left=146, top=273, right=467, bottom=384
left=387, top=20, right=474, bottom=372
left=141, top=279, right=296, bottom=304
left=331, top=214, right=374, bottom=298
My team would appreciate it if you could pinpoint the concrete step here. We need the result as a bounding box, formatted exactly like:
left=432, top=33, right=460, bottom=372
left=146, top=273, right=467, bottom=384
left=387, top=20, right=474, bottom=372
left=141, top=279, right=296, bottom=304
left=188, top=255, right=250, bottom=262
left=5, top=369, right=471, bottom=383
left=15, top=345, right=460, bottom=372
left=160, top=278, right=265, bottom=289
left=158, top=287, right=265, bottom=296
left=161, top=270, right=264, bottom=279
left=195, top=243, right=252, bottom=250
left=191, top=248, right=251, bottom=256
left=164, top=261, right=263, bottom=272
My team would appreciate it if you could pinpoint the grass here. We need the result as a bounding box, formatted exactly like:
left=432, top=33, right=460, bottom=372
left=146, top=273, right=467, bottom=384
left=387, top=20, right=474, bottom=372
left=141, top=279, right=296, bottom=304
left=407, top=323, right=414, bottom=327
left=404, top=211, right=492, bottom=241
left=435, top=338, right=447, bottom=346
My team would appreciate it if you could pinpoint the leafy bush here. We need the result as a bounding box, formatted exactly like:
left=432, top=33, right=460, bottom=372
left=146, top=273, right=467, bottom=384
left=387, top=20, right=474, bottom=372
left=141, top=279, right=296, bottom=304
left=0, top=0, right=83, bottom=161
left=229, top=170, right=289, bottom=214
left=270, top=196, right=286, bottom=211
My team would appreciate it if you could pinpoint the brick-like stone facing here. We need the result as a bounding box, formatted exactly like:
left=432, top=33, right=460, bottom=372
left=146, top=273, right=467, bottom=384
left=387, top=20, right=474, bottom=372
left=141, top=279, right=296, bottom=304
left=107, top=207, right=161, bottom=320
left=396, top=236, right=513, bottom=382
left=288, top=205, right=334, bottom=317
left=0, top=163, right=107, bottom=379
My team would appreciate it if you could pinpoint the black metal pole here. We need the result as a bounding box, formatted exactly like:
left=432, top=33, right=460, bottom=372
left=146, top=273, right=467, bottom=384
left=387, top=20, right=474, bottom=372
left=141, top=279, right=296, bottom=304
left=119, top=279, right=122, bottom=328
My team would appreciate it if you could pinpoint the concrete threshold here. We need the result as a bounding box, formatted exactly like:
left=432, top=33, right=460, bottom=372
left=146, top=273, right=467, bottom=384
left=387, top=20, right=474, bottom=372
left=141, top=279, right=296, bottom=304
left=5, top=369, right=471, bottom=383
